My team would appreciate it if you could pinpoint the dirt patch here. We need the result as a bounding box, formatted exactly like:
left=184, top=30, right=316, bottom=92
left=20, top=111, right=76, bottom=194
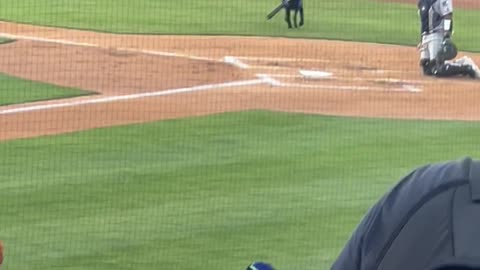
left=376, top=0, right=480, bottom=9
left=0, top=21, right=479, bottom=141
left=0, top=40, right=250, bottom=95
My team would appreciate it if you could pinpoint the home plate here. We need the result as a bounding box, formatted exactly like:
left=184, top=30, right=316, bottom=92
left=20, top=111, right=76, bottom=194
left=299, top=70, right=333, bottom=79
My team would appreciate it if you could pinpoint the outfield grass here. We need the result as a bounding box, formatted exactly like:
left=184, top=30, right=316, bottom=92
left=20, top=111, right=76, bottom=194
left=0, top=111, right=479, bottom=269
left=1, top=0, right=480, bottom=51
left=0, top=73, right=93, bottom=106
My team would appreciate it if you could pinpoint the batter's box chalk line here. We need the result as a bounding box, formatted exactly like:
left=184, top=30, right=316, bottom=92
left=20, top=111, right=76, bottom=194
left=223, top=56, right=249, bottom=69
left=234, top=56, right=332, bottom=63
left=401, top=84, right=422, bottom=92
left=255, top=72, right=422, bottom=93
left=281, top=83, right=421, bottom=93
left=226, top=56, right=421, bottom=75
left=255, top=74, right=283, bottom=86
left=299, top=69, right=333, bottom=79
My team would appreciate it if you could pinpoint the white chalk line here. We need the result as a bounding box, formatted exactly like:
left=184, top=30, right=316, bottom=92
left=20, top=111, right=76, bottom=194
left=0, top=33, right=424, bottom=86
left=234, top=56, right=423, bottom=73
left=255, top=73, right=418, bottom=83
left=230, top=55, right=428, bottom=77
left=0, top=32, right=98, bottom=48
left=371, top=78, right=426, bottom=85
left=0, top=78, right=267, bottom=115
left=255, top=72, right=423, bottom=92
left=0, top=33, right=430, bottom=82
left=402, top=84, right=422, bottom=92
left=254, top=72, right=421, bottom=93
left=223, top=56, right=249, bottom=69
left=118, top=47, right=216, bottom=62
left=255, top=74, right=283, bottom=86
left=257, top=73, right=303, bottom=78
left=0, top=33, right=423, bottom=110
left=245, top=65, right=293, bottom=71
left=238, top=53, right=426, bottom=93
left=277, top=82, right=420, bottom=92
left=246, top=64, right=420, bottom=75
left=0, top=32, right=220, bottom=63
left=235, top=56, right=331, bottom=63
left=231, top=46, right=425, bottom=94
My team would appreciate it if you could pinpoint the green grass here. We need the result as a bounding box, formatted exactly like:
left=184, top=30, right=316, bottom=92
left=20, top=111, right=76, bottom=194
left=0, top=73, right=93, bottom=106
left=1, top=110, right=480, bottom=269
left=1, top=0, right=480, bottom=51
left=0, top=37, right=15, bottom=44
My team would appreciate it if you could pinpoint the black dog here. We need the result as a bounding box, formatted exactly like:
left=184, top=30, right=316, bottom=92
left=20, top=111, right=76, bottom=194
left=284, top=0, right=304, bottom=28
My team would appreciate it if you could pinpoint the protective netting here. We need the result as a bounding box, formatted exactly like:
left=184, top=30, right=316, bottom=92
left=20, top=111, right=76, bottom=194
left=0, top=0, right=479, bottom=269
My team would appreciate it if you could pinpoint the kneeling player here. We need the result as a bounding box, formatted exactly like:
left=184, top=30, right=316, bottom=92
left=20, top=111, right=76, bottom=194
left=417, top=0, right=479, bottom=79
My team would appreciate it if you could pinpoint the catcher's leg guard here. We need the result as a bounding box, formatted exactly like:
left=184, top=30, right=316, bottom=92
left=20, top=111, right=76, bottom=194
left=420, top=59, right=433, bottom=76
left=433, top=63, right=476, bottom=78
left=419, top=34, right=431, bottom=75
left=452, top=56, right=480, bottom=78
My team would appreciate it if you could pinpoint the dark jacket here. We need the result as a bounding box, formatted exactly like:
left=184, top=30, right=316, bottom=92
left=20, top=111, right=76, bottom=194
left=331, top=157, right=480, bottom=270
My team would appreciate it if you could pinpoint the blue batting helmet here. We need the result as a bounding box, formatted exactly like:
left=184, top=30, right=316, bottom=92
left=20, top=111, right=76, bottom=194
left=246, top=262, right=275, bottom=270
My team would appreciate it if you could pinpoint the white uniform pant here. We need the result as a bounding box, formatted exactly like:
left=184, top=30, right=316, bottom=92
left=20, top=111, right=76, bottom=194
left=419, top=32, right=443, bottom=62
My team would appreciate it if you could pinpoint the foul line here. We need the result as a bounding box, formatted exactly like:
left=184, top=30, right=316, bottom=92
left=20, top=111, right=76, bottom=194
left=278, top=82, right=420, bottom=92
left=0, top=32, right=98, bottom=48
left=0, top=79, right=266, bottom=115
left=0, top=32, right=219, bottom=62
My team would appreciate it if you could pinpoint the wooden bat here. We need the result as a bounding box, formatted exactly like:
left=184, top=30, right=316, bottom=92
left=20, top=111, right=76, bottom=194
left=267, top=2, right=285, bottom=20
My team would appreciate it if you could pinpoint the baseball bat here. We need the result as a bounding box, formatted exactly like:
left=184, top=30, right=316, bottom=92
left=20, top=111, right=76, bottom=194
left=267, top=3, right=285, bottom=20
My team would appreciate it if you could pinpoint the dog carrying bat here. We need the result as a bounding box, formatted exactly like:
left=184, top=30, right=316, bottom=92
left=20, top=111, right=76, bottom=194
left=267, top=0, right=304, bottom=29
left=266, top=2, right=286, bottom=20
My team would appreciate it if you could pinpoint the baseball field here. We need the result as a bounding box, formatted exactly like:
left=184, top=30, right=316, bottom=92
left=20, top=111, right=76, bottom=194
left=0, top=0, right=480, bottom=269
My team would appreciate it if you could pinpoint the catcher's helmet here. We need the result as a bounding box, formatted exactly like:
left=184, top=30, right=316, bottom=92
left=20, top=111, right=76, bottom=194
left=437, top=38, right=458, bottom=63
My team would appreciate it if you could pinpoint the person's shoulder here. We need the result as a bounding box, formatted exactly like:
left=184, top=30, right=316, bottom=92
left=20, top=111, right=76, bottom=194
left=0, top=240, right=4, bottom=266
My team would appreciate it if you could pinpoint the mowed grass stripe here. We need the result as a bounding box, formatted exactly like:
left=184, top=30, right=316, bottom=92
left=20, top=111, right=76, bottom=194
left=0, top=0, right=479, bottom=51
left=1, top=111, right=480, bottom=269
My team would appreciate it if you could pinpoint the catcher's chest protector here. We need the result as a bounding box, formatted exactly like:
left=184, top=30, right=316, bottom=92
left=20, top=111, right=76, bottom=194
left=331, top=157, right=480, bottom=270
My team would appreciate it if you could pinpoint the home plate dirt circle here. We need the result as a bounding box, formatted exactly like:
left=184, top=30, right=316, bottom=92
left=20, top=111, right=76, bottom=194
left=231, top=56, right=425, bottom=93
left=0, top=21, right=480, bottom=141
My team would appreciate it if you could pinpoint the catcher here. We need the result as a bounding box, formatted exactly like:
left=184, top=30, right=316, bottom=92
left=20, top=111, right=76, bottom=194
left=417, top=0, right=479, bottom=79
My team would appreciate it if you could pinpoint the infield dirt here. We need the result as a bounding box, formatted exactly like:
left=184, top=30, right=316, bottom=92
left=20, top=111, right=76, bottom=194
left=0, top=21, right=479, bottom=141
